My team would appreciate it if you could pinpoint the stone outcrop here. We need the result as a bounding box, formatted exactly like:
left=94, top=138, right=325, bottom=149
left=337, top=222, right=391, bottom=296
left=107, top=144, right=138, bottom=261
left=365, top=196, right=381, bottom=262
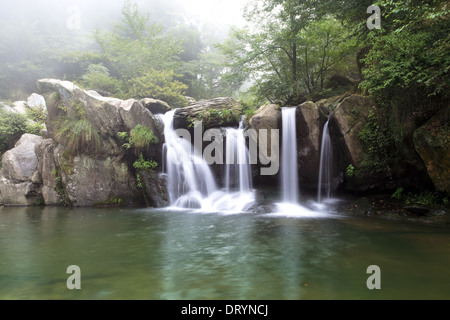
left=331, top=95, right=375, bottom=167
left=296, top=101, right=327, bottom=189
left=34, top=79, right=164, bottom=206
left=173, top=97, right=243, bottom=131
left=140, top=98, right=172, bottom=115
left=140, top=172, right=169, bottom=208
left=0, top=134, right=43, bottom=206
left=34, top=139, right=61, bottom=205
left=413, top=112, right=450, bottom=194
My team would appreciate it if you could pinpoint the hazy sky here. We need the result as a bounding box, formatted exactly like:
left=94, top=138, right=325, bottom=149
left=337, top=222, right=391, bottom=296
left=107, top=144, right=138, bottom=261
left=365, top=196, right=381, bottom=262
left=182, top=0, right=246, bottom=27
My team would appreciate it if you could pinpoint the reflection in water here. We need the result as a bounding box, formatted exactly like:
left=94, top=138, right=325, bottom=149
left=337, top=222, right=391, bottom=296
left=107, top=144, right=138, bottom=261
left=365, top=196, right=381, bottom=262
left=0, top=206, right=450, bottom=299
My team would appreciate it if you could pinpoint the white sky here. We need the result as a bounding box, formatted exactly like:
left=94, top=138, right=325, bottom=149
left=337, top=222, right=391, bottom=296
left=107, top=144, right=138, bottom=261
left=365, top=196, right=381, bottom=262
left=183, top=0, right=247, bottom=28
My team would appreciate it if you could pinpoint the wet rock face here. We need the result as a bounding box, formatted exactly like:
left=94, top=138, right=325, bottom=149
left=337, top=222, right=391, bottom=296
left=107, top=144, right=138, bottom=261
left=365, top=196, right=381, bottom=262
left=140, top=172, right=170, bottom=208
left=413, top=112, right=450, bottom=194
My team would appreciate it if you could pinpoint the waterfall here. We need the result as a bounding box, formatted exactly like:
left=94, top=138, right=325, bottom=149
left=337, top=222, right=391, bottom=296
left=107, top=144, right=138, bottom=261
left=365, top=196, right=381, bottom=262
left=160, top=110, right=254, bottom=213
left=161, top=110, right=217, bottom=209
left=281, top=107, right=299, bottom=204
left=224, top=117, right=252, bottom=194
left=317, top=115, right=333, bottom=203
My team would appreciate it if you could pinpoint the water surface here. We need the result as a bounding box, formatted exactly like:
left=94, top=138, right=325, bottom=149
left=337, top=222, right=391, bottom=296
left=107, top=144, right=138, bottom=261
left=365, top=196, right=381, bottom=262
left=0, top=206, right=449, bottom=300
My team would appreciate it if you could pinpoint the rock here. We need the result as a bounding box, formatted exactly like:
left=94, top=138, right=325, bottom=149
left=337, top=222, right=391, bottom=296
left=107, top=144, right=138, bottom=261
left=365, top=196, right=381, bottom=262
left=413, top=113, right=450, bottom=194
left=296, top=101, right=327, bottom=189
left=185, top=96, right=197, bottom=105
left=249, top=104, right=281, bottom=168
left=173, top=97, right=243, bottom=130
left=26, top=93, right=47, bottom=111
left=0, top=104, right=17, bottom=113
left=38, top=78, right=163, bottom=161
left=57, top=152, right=141, bottom=207
left=11, top=101, right=28, bottom=115
left=1, top=134, right=43, bottom=182
left=140, top=172, right=170, bottom=208
left=35, top=139, right=61, bottom=205
left=325, top=75, right=355, bottom=90
left=0, top=134, right=44, bottom=206
left=0, top=178, right=42, bottom=206
left=247, top=200, right=277, bottom=214
left=140, top=98, right=172, bottom=115
left=332, top=95, right=375, bottom=167
left=404, top=205, right=430, bottom=215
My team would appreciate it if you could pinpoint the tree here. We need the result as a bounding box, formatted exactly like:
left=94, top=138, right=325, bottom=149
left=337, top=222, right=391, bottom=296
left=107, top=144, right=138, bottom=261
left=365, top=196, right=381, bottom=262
left=220, top=0, right=359, bottom=105
left=66, top=0, right=187, bottom=107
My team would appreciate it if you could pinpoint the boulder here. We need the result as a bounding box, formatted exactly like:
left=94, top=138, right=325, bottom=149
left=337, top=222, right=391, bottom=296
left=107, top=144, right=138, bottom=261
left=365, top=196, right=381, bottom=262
left=140, top=172, right=170, bottom=208
left=173, top=97, right=243, bottom=131
left=413, top=113, right=450, bottom=194
left=56, top=152, right=141, bottom=207
left=249, top=104, right=281, bottom=166
left=0, top=134, right=43, bottom=206
left=0, top=178, right=42, bottom=206
left=35, top=139, right=61, bottom=205
left=1, top=134, right=43, bottom=182
left=11, top=101, right=28, bottom=115
left=140, top=98, right=172, bottom=115
left=296, top=101, right=327, bottom=189
left=37, top=79, right=162, bottom=158
left=26, top=93, right=47, bottom=111
left=248, top=104, right=281, bottom=185
left=331, top=95, right=375, bottom=167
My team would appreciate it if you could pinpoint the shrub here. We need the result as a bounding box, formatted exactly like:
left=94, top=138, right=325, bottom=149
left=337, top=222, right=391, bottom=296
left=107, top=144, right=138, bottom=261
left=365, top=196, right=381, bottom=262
left=126, top=69, right=188, bottom=108
left=54, top=100, right=101, bottom=156
left=129, top=124, right=158, bottom=153
left=0, top=108, right=29, bottom=158
left=78, top=64, right=121, bottom=95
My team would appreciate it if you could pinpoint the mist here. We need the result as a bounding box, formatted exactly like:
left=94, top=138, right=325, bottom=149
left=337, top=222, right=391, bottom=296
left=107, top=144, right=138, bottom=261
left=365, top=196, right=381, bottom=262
left=0, top=0, right=246, bottom=100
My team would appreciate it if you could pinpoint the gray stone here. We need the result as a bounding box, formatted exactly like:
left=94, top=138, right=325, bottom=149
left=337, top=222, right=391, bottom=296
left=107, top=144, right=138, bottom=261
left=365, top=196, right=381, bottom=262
left=26, top=93, right=47, bottom=111
left=1, top=134, right=43, bottom=182
left=140, top=98, right=172, bottom=115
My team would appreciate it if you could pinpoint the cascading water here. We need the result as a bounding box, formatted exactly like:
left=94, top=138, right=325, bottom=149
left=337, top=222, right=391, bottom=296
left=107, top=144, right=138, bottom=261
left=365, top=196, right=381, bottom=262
left=161, top=110, right=217, bottom=209
left=281, top=107, right=299, bottom=204
left=160, top=110, right=255, bottom=213
left=317, top=115, right=333, bottom=203
left=224, top=117, right=252, bottom=194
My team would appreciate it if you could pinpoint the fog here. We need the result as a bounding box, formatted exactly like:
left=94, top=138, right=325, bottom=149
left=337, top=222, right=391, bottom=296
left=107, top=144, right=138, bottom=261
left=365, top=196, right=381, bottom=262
left=0, top=0, right=247, bottom=100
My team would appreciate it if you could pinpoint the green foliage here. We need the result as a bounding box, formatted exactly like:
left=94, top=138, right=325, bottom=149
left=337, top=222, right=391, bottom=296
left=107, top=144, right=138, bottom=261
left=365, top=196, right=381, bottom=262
left=78, top=64, right=121, bottom=94
left=126, top=69, right=188, bottom=108
left=94, top=196, right=126, bottom=207
left=52, top=167, right=71, bottom=207
left=391, top=187, right=404, bottom=200
left=54, top=100, right=101, bottom=156
left=358, top=107, right=392, bottom=175
left=405, top=191, right=447, bottom=207
left=133, top=153, right=158, bottom=189
left=25, top=104, right=47, bottom=124
left=129, top=124, right=158, bottom=155
left=133, top=153, right=158, bottom=172
left=220, top=7, right=360, bottom=105
left=345, top=164, right=355, bottom=178
left=0, top=109, right=30, bottom=158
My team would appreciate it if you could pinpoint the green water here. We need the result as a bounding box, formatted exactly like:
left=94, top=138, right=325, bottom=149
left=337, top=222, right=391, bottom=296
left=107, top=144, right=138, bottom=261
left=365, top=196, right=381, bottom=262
left=0, top=206, right=449, bottom=300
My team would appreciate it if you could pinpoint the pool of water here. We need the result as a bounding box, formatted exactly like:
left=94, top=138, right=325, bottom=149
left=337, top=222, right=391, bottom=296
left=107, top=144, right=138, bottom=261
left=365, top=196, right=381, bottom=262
left=1, top=206, right=449, bottom=300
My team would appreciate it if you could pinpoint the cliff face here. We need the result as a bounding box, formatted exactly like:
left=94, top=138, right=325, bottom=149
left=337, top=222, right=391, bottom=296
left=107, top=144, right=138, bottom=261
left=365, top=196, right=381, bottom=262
left=1, top=79, right=448, bottom=208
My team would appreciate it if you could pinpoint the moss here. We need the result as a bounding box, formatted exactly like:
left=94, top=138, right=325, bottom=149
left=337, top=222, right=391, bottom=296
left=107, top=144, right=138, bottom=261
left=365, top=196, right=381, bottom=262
left=94, top=196, right=126, bottom=207
left=53, top=168, right=72, bottom=207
